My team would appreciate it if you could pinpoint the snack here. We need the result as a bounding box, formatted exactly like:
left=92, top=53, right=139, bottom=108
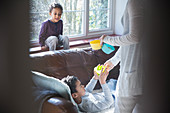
left=94, top=65, right=106, bottom=76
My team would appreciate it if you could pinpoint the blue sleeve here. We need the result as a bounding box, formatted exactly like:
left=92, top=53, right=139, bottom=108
left=85, top=77, right=98, bottom=93
left=80, top=84, right=114, bottom=112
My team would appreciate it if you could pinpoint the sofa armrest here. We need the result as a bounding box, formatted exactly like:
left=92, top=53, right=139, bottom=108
left=42, top=97, right=78, bottom=113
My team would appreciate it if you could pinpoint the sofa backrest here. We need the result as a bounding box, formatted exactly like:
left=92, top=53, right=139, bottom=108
left=30, top=48, right=119, bottom=89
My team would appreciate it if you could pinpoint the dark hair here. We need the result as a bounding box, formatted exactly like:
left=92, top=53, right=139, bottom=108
left=49, top=3, right=63, bottom=13
left=61, top=75, right=78, bottom=94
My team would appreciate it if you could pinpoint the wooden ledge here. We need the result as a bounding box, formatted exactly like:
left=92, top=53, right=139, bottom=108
left=29, top=38, right=97, bottom=54
left=29, top=34, right=117, bottom=54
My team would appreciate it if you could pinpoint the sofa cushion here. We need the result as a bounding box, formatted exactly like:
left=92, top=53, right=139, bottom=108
left=30, top=48, right=98, bottom=85
left=42, top=97, right=79, bottom=113
left=30, top=48, right=119, bottom=89
left=32, top=71, right=79, bottom=112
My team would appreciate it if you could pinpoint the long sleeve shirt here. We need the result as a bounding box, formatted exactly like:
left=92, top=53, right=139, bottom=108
left=78, top=78, right=114, bottom=112
left=103, top=0, right=144, bottom=97
left=39, top=20, right=63, bottom=47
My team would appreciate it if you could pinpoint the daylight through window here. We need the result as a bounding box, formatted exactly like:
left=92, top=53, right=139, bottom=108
left=30, top=0, right=114, bottom=41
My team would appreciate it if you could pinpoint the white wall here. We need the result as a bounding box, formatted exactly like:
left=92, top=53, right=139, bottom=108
left=114, top=0, right=128, bottom=35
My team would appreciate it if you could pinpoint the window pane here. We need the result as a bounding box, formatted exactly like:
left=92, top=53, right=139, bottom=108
left=61, top=0, right=84, bottom=36
left=89, top=0, right=109, bottom=9
left=30, top=0, right=55, bottom=41
left=62, top=11, right=83, bottom=36
left=89, top=0, right=109, bottom=31
left=30, top=0, right=55, bottom=12
left=89, top=10, right=109, bottom=30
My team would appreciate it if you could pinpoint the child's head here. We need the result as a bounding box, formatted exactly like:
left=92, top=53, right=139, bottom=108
left=49, top=3, right=63, bottom=23
left=62, top=75, right=85, bottom=100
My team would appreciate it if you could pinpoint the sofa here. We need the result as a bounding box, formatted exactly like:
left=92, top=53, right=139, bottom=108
left=30, top=47, right=119, bottom=113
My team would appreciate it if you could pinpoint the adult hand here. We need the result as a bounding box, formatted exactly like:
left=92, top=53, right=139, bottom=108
left=99, top=67, right=109, bottom=85
left=41, top=46, right=48, bottom=51
left=99, top=34, right=107, bottom=46
left=104, top=60, right=114, bottom=72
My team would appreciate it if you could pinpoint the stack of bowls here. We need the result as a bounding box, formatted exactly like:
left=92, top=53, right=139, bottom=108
left=90, top=40, right=115, bottom=54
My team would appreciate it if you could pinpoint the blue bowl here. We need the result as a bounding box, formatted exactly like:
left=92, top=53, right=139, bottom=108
left=102, top=43, right=115, bottom=54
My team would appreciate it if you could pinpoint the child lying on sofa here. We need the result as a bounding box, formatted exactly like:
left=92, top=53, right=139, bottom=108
left=62, top=67, right=117, bottom=112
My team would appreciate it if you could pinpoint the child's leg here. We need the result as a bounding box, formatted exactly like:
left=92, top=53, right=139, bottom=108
left=107, top=79, right=117, bottom=100
left=107, top=79, right=117, bottom=91
left=58, top=35, right=70, bottom=50
left=45, top=36, right=58, bottom=51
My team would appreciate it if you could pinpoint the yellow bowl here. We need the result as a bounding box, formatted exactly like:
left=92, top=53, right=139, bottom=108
left=90, top=40, right=101, bottom=50
left=94, top=65, right=106, bottom=76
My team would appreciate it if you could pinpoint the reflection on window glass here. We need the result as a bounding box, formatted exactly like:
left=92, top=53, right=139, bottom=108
left=89, top=0, right=109, bottom=31
left=63, top=12, right=83, bottom=36
left=30, top=0, right=84, bottom=41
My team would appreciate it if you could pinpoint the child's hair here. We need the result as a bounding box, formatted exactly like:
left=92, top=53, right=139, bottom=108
left=62, top=75, right=78, bottom=94
left=49, top=3, right=63, bottom=13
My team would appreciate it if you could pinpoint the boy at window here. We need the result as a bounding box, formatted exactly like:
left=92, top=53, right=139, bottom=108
left=39, top=3, right=69, bottom=51
left=62, top=66, right=117, bottom=112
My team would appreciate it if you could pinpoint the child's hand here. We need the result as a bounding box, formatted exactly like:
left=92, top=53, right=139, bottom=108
left=99, top=67, right=109, bottom=84
left=104, top=60, right=114, bottom=72
left=94, top=71, right=99, bottom=80
left=99, top=34, right=107, bottom=46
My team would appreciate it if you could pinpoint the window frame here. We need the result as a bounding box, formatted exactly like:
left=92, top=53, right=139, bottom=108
left=30, top=0, right=116, bottom=45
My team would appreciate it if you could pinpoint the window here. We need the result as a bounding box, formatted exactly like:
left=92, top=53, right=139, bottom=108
left=30, top=0, right=115, bottom=42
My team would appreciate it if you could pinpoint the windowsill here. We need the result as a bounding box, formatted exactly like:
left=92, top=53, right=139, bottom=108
left=29, top=34, right=117, bottom=54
